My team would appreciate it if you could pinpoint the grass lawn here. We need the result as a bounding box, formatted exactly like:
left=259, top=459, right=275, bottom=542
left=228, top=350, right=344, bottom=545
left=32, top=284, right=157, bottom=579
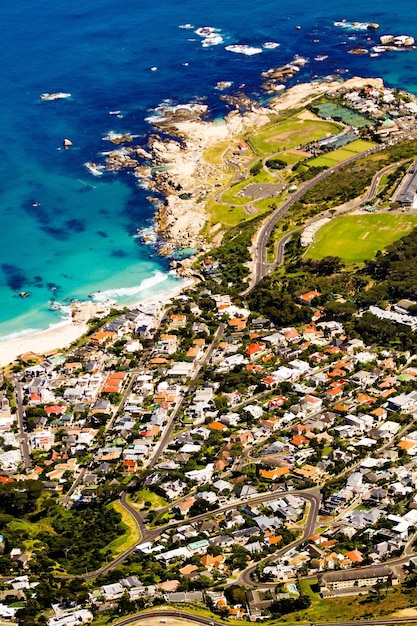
left=306, top=213, right=417, bottom=264
left=276, top=581, right=417, bottom=624
left=348, top=138, right=378, bottom=153
left=308, top=139, right=377, bottom=167
left=208, top=200, right=249, bottom=226
left=249, top=114, right=342, bottom=156
left=203, top=141, right=232, bottom=164
left=221, top=181, right=253, bottom=205
left=129, top=488, right=168, bottom=510
left=378, top=173, right=389, bottom=193
left=105, top=500, right=141, bottom=557
left=280, top=150, right=310, bottom=165
left=322, top=446, right=332, bottom=457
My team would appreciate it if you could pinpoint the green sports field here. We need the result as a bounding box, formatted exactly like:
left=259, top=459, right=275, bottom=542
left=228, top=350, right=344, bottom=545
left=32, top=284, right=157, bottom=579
left=308, top=139, right=377, bottom=168
left=306, top=213, right=417, bottom=264
left=249, top=113, right=342, bottom=156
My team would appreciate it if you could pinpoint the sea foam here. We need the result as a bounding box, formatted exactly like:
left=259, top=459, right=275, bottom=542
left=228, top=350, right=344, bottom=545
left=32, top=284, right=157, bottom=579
left=225, top=44, right=263, bottom=55
left=90, top=270, right=169, bottom=303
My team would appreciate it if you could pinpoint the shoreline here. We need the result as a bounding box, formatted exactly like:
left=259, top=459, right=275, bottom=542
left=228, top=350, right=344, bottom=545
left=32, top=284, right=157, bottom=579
left=0, top=277, right=194, bottom=368
left=0, top=77, right=386, bottom=368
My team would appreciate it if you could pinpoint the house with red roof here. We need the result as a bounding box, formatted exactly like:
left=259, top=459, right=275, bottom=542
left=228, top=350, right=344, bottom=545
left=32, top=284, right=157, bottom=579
left=45, top=405, right=66, bottom=417
left=102, top=371, right=128, bottom=394
left=268, top=396, right=287, bottom=408
left=229, top=317, right=247, bottom=332
left=282, top=327, right=301, bottom=343
left=291, top=434, right=309, bottom=447
left=123, top=459, right=138, bottom=473
left=176, top=496, right=196, bottom=516
left=0, top=476, right=14, bottom=483
left=260, top=467, right=289, bottom=480
left=346, top=549, right=364, bottom=564
left=245, top=342, right=266, bottom=360
left=299, top=290, right=321, bottom=305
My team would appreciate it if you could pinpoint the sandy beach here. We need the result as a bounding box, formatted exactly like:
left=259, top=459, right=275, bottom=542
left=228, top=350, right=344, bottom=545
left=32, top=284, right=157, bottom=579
left=0, top=278, right=194, bottom=368
left=0, top=301, right=106, bottom=368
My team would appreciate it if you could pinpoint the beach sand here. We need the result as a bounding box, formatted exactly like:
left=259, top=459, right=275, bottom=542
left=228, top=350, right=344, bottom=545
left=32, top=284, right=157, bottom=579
left=0, top=278, right=194, bottom=368
left=0, top=301, right=106, bottom=367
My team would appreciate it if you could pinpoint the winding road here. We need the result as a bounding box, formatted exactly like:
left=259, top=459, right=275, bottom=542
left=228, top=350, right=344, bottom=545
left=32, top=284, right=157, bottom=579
left=245, top=140, right=414, bottom=291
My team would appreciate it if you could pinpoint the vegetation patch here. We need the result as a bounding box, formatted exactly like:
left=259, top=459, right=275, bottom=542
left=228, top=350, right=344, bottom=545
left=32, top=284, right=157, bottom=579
left=274, top=583, right=417, bottom=624
left=248, top=113, right=342, bottom=156
left=105, top=500, right=141, bottom=557
left=306, top=213, right=417, bottom=264
left=129, top=489, right=168, bottom=509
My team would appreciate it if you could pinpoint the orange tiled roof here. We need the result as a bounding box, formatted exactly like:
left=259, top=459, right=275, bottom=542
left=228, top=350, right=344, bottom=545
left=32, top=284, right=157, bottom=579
left=291, top=434, right=309, bottom=447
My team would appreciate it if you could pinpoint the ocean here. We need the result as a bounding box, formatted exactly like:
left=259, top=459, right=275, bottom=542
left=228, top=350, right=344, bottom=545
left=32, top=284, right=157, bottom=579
left=0, top=0, right=416, bottom=341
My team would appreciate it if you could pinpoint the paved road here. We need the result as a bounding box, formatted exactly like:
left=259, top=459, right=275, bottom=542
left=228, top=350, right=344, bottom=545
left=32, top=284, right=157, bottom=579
left=246, top=141, right=412, bottom=290
left=15, top=381, right=31, bottom=471
left=237, top=487, right=321, bottom=586
left=268, top=160, right=400, bottom=273
left=110, top=608, right=417, bottom=626
left=149, top=322, right=226, bottom=468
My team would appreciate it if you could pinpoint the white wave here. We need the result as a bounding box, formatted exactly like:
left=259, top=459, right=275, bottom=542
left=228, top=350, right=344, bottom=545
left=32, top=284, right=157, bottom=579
left=0, top=314, right=72, bottom=344
left=263, top=41, right=280, bottom=49
left=90, top=271, right=169, bottom=303
left=100, top=147, right=130, bottom=157
left=145, top=101, right=207, bottom=123
left=102, top=131, right=138, bottom=141
left=334, top=20, right=370, bottom=30
left=40, top=92, right=71, bottom=101
left=202, top=35, right=224, bottom=47
left=293, top=54, right=308, bottom=65
left=179, top=23, right=194, bottom=29
left=225, top=44, right=263, bottom=55
left=84, top=162, right=105, bottom=176
left=0, top=327, right=44, bottom=343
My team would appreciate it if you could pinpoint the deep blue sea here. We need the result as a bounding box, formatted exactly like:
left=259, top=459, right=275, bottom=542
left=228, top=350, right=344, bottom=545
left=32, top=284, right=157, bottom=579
left=0, top=0, right=416, bottom=340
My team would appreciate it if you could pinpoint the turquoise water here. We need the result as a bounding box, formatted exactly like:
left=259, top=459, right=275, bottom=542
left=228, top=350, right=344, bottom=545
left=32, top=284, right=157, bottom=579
left=0, top=0, right=416, bottom=339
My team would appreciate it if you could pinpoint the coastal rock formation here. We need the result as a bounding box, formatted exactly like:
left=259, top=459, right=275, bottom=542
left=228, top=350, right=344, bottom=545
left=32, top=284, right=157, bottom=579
left=157, top=195, right=208, bottom=249
left=104, top=77, right=386, bottom=253
left=270, top=77, right=384, bottom=112
left=380, top=34, right=415, bottom=47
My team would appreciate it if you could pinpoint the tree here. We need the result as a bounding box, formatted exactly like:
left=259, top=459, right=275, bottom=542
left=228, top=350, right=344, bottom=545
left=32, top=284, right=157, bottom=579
left=117, top=591, right=135, bottom=614
left=224, top=584, right=247, bottom=605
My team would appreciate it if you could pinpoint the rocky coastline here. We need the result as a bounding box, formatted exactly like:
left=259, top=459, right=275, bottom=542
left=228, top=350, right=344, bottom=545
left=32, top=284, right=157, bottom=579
left=103, top=76, right=385, bottom=267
